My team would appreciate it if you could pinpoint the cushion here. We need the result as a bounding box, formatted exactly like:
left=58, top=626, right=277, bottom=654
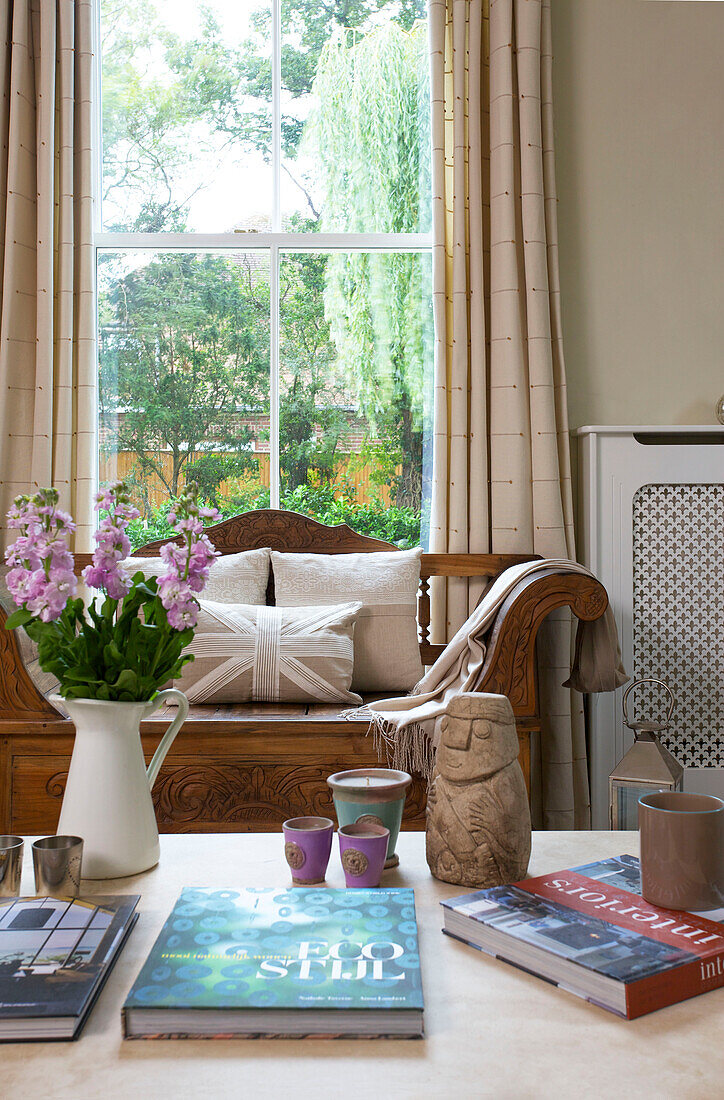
left=271, top=548, right=423, bottom=692
left=174, top=599, right=363, bottom=705
left=123, top=547, right=271, bottom=604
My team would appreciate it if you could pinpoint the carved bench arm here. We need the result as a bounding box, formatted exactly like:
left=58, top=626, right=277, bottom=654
left=0, top=603, right=62, bottom=720
left=475, top=569, right=609, bottom=719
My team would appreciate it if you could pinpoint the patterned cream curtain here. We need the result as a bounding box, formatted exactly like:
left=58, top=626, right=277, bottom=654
left=429, top=0, right=589, bottom=826
left=0, top=0, right=95, bottom=552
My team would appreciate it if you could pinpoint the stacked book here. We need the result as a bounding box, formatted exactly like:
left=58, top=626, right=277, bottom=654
left=0, top=895, right=139, bottom=1041
left=441, top=855, right=724, bottom=1019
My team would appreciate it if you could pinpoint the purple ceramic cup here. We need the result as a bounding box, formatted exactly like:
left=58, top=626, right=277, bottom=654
left=283, top=817, right=334, bottom=885
left=338, top=823, right=390, bottom=888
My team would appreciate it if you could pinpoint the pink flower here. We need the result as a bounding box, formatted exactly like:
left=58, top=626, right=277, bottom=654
left=84, top=483, right=138, bottom=599
left=26, top=567, right=77, bottom=622
left=165, top=598, right=198, bottom=630
left=103, top=570, right=132, bottom=601
left=157, top=575, right=188, bottom=604
left=6, top=566, right=39, bottom=605
left=155, top=482, right=219, bottom=631
left=4, top=490, right=77, bottom=619
left=81, top=564, right=105, bottom=590
left=159, top=542, right=187, bottom=570
left=5, top=535, right=43, bottom=571
left=199, top=506, right=221, bottom=522
left=185, top=567, right=209, bottom=593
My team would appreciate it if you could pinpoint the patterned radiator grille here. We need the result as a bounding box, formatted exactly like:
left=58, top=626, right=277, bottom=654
left=632, top=484, right=724, bottom=768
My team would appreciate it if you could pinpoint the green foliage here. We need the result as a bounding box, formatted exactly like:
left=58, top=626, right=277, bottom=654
left=280, top=485, right=420, bottom=547
left=9, top=579, right=194, bottom=702
left=126, top=490, right=420, bottom=552
left=100, top=0, right=432, bottom=534
left=185, top=452, right=259, bottom=507
left=310, top=23, right=432, bottom=507
left=309, top=22, right=430, bottom=233
left=99, top=251, right=268, bottom=497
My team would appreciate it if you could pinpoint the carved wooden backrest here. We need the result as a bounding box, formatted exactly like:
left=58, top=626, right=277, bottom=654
left=135, top=509, right=399, bottom=555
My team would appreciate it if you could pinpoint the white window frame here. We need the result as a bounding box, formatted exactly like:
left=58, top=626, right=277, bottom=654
left=93, top=0, right=433, bottom=509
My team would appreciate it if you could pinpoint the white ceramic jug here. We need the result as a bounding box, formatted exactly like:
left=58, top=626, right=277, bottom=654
left=54, top=690, right=189, bottom=879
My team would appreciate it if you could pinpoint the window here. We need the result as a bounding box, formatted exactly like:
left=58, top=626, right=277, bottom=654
left=97, top=0, right=433, bottom=550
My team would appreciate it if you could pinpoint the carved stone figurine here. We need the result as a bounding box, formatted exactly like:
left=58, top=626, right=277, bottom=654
left=426, top=692, right=531, bottom=888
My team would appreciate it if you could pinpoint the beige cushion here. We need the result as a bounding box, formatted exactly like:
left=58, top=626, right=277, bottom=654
left=124, top=547, right=271, bottom=604
left=175, top=599, right=363, bottom=705
left=271, top=548, right=423, bottom=692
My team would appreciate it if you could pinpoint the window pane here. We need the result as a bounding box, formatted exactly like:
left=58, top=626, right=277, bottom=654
left=101, top=1, right=272, bottom=232
left=278, top=251, right=433, bottom=547
left=280, top=2, right=431, bottom=234
left=98, top=251, right=270, bottom=547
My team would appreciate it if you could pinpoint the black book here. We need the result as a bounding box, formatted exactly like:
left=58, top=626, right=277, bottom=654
left=0, top=895, right=139, bottom=1041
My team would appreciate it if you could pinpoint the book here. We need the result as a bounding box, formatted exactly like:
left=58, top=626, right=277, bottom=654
left=123, top=886, right=423, bottom=1038
left=440, top=855, right=724, bottom=1019
left=0, top=894, right=139, bottom=1041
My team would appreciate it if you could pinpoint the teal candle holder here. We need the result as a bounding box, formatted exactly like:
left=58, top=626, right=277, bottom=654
left=327, top=768, right=412, bottom=868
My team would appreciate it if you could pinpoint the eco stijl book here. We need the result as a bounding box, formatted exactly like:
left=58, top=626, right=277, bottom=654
left=123, top=886, right=424, bottom=1038
left=441, top=855, right=724, bottom=1019
left=0, top=895, right=139, bottom=1041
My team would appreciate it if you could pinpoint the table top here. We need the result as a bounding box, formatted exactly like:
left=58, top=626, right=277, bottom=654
left=4, top=831, right=723, bottom=1100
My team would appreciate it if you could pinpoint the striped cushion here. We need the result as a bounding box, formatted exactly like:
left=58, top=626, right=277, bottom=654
left=175, top=599, right=363, bottom=705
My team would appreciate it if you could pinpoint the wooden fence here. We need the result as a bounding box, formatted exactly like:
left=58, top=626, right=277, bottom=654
left=99, top=451, right=400, bottom=510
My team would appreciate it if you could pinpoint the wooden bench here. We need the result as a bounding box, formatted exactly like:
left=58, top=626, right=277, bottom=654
left=0, top=509, right=608, bottom=835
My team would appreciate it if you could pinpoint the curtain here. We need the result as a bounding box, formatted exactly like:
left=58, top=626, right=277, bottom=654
left=0, top=0, right=95, bottom=552
left=429, top=0, right=589, bottom=827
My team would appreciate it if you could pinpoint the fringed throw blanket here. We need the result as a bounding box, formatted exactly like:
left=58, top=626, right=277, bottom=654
left=345, top=559, right=627, bottom=778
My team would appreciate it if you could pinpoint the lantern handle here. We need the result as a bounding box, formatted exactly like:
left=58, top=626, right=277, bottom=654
left=622, top=678, right=675, bottom=731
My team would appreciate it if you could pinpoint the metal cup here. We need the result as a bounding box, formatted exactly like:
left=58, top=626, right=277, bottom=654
left=0, top=836, right=23, bottom=897
left=32, top=835, right=84, bottom=897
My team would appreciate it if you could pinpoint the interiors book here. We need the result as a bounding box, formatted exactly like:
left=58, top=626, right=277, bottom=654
left=0, top=895, right=140, bottom=1041
left=441, top=855, right=724, bottom=1019
left=123, top=886, right=423, bottom=1039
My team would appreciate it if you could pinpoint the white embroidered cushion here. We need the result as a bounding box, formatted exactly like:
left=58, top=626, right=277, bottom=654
left=123, top=547, right=271, bottom=604
left=174, top=599, right=363, bottom=705
left=271, top=548, right=423, bottom=692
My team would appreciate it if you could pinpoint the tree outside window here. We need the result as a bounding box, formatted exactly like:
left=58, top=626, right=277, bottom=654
left=98, top=0, right=433, bottom=550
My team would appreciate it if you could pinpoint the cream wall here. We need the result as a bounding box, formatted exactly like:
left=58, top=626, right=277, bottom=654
left=551, top=0, right=724, bottom=427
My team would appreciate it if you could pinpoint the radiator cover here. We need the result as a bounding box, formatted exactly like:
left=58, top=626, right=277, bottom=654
left=632, top=483, right=724, bottom=769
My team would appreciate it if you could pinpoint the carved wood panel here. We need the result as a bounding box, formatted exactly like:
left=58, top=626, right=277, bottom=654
left=136, top=509, right=399, bottom=556
left=153, top=763, right=427, bottom=831
left=10, top=756, right=427, bottom=834
left=0, top=605, right=60, bottom=719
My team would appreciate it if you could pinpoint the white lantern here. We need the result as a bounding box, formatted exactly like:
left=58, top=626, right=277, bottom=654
left=609, top=679, right=683, bottom=829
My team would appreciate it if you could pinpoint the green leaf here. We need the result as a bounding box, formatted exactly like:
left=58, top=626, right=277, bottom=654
left=104, top=641, right=125, bottom=666
left=62, top=667, right=103, bottom=684
left=111, top=669, right=139, bottom=694
left=4, top=608, right=33, bottom=630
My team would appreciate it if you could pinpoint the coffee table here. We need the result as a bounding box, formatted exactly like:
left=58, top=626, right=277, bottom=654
left=4, top=831, right=723, bottom=1098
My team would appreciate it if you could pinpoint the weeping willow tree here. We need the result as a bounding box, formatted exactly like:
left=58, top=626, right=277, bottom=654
left=309, top=21, right=431, bottom=508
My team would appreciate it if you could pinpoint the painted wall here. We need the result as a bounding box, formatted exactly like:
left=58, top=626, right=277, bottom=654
left=551, top=0, right=724, bottom=428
